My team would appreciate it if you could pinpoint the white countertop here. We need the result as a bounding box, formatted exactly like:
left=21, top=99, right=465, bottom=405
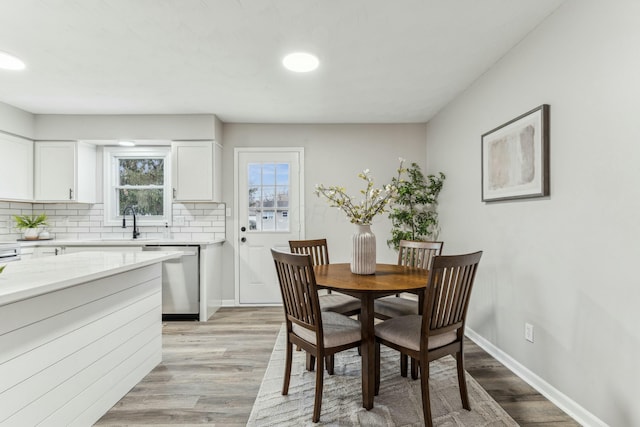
left=0, top=251, right=182, bottom=306
left=15, top=238, right=225, bottom=247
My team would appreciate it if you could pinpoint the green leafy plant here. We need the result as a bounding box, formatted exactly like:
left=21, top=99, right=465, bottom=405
left=13, top=213, right=48, bottom=229
left=387, top=162, right=445, bottom=250
left=315, top=160, right=404, bottom=225
left=0, top=265, right=5, bottom=274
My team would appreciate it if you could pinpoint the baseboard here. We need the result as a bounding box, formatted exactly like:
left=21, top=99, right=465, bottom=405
left=465, top=328, right=607, bottom=427
left=221, top=299, right=281, bottom=307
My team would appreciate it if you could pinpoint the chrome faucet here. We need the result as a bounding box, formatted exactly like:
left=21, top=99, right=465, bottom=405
left=122, top=205, right=140, bottom=239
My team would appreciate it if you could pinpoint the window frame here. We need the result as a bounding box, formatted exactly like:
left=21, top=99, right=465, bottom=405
left=103, top=146, right=172, bottom=226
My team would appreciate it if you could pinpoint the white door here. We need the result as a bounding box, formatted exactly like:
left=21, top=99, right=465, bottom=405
left=235, top=148, right=304, bottom=304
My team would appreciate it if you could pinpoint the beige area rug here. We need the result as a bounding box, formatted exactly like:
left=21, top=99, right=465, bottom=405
left=248, top=325, right=518, bottom=426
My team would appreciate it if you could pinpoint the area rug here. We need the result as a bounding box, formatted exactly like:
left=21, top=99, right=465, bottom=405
left=247, top=325, right=518, bottom=426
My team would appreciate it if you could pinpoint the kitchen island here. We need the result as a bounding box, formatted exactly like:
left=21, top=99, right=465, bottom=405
left=17, top=238, right=225, bottom=321
left=0, top=250, right=181, bottom=426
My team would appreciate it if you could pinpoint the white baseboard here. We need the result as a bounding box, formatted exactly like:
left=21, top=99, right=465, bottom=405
left=465, top=328, right=607, bottom=427
left=221, top=299, right=281, bottom=307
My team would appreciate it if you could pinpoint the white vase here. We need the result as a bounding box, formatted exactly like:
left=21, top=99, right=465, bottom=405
left=23, top=228, right=39, bottom=240
left=351, top=224, right=376, bottom=275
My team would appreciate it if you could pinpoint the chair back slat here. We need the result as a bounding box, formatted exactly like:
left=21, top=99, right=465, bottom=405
left=397, top=240, right=444, bottom=269
left=422, top=251, right=482, bottom=342
left=289, top=239, right=330, bottom=265
left=272, top=249, right=322, bottom=337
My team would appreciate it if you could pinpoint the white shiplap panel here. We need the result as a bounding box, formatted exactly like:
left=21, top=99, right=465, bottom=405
left=0, top=287, right=159, bottom=396
left=0, top=263, right=162, bottom=426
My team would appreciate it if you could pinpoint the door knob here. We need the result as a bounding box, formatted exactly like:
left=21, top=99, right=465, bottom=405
left=241, top=237, right=246, bottom=242
left=241, top=226, right=246, bottom=232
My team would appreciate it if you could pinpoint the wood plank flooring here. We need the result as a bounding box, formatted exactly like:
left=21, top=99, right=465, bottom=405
left=96, top=307, right=578, bottom=426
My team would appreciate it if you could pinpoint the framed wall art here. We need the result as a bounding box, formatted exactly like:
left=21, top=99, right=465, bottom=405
left=481, top=104, right=549, bottom=202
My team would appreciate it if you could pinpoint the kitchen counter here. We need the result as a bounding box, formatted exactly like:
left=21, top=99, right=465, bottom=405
left=0, top=250, right=178, bottom=425
left=15, top=238, right=225, bottom=247
left=0, top=250, right=182, bottom=306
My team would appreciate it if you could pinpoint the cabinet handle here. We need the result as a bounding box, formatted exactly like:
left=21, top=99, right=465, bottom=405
left=55, top=248, right=58, bottom=256
left=173, top=188, right=176, bottom=199
left=69, top=188, right=73, bottom=200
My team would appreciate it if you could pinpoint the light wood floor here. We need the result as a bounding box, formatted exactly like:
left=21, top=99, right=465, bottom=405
left=96, top=307, right=578, bottom=426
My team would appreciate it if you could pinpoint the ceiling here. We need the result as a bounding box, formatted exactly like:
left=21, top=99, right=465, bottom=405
left=0, top=0, right=565, bottom=124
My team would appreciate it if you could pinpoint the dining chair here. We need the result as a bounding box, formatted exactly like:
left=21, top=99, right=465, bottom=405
left=271, top=249, right=362, bottom=423
left=374, top=240, right=444, bottom=320
left=374, top=251, right=483, bottom=427
left=289, top=239, right=361, bottom=317
left=374, top=240, right=443, bottom=377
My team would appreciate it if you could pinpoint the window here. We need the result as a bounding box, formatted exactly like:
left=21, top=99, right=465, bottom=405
left=104, top=146, right=172, bottom=226
left=247, top=162, right=289, bottom=231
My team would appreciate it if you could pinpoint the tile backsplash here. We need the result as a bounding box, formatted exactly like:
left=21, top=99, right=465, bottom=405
left=0, top=201, right=226, bottom=241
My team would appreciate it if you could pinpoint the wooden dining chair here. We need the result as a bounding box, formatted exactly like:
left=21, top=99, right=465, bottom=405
left=374, top=240, right=444, bottom=320
left=289, top=239, right=361, bottom=317
left=271, top=249, right=362, bottom=423
left=374, top=251, right=483, bottom=427
left=374, top=240, right=443, bottom=378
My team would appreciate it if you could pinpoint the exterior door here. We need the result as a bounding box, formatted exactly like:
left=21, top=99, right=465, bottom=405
left=235, top=148, right=304, bottom=304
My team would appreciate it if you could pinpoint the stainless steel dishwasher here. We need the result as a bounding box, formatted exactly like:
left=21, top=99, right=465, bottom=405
left=143, top=245, right=199, bottom=320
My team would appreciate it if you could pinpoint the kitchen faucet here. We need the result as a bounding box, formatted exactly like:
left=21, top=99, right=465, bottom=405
left=122, top=205, right=140, bottom=239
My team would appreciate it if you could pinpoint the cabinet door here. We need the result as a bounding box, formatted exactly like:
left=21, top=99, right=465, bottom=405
left=0, top=134, right=33, bottom=201
left=172, top=140, right=221, bottom=202
left=34, top=141, right=96, bottom=203
left=35, top=141, right=75, bottom=201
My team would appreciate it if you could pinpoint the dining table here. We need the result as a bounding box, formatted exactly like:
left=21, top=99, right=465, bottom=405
left=313, top=263, right=429, bottom=410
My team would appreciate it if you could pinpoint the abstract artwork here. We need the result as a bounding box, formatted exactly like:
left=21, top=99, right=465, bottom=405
left=481, top=104, right=549, bottom=202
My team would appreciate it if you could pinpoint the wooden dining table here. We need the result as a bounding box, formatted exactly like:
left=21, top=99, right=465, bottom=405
left=313, top=263, right=429, bottom=410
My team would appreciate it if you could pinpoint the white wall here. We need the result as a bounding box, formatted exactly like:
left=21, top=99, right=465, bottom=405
left=221, top=123, right=427, bottom=301
left=0, top=101, right=34, bottom=138
left=425, top=1, right=640, bottom=425
left=34, top=114, right=218, bottom=140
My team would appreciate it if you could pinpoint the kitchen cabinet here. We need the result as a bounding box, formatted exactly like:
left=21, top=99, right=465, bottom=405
left=0, top=133, right=33, bottom=201
left=34, top=141, right=96, bottom=203
left=171, top=140, right=222, bottom=202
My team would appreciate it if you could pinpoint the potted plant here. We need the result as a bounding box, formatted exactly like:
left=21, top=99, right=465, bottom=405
left=13, top=213, right=48, bottom=240
left=387, top=162, right=445, bottom=251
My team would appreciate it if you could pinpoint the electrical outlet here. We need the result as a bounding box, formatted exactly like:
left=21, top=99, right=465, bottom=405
left=525, top=323, right=534, bottom=343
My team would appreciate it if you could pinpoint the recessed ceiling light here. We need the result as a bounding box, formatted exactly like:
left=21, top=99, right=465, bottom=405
left=0, top=51, right=26, bottom=70
left=282, top=52, right=319, bottom=73
left=118, top=140, right=136, bottom=147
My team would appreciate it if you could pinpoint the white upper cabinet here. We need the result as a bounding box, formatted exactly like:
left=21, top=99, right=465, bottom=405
left=171, top=140, right=222, bottom=202
left=34, top=141, right=97, bottom=203
left=0, top=133, right=33, bottom=201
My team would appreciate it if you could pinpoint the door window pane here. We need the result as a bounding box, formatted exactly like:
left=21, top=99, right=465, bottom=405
left=247, top=162, right=290, bottom=231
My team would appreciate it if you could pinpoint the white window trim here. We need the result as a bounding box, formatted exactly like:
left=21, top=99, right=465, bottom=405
left=103, top=146, right=172, bottom=226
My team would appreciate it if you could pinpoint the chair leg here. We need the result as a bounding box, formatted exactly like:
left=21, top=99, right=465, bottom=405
left=375, top=342, right=381, bottom=396
left=400, top=353, right=408, bottom=377
left=326, top=355, right=335, bottom=375
left=283, top=340, right=293, bottom=395
left=419, top=356, right=433, bottom=427
left=456, top=351, right=471, bottom=410
left=306, top=352, right=315, bottom=371
left=411, top=357, right=419, bottom=380
left=313, top=352, right=325, bottom=423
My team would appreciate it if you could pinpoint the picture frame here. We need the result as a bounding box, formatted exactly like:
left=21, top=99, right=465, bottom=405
left=481, top=104, right=549, bottom=202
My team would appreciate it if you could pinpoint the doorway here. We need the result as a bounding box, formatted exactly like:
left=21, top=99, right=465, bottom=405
left=234, top=148, right=304, bottom=304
